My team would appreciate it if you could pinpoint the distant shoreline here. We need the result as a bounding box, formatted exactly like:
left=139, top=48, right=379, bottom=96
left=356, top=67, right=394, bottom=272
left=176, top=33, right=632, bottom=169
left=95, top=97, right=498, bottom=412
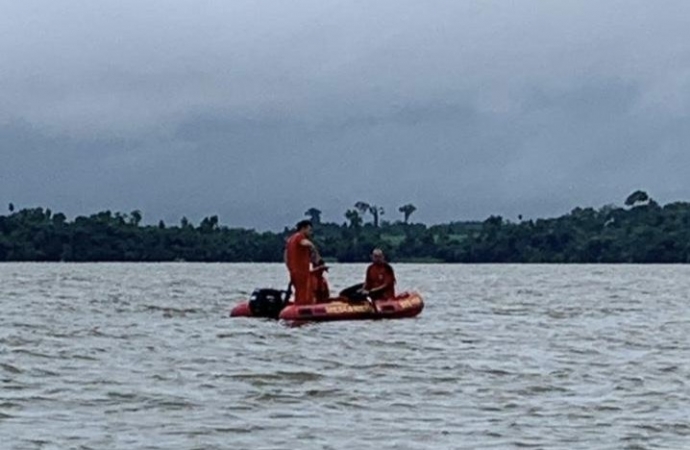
left=2, top=193, right=689, bottom=263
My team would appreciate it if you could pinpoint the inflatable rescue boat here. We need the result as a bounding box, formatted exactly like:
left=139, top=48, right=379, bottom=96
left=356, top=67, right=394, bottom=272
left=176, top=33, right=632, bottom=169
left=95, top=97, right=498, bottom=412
left=229, top=288, right=424, bottom=323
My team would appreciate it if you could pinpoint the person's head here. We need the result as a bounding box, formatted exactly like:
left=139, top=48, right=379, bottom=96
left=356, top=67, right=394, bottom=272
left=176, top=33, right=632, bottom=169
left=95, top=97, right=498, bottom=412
left=296, top=219, right=313, bottom=237
left=371, top=248, right=385, bottom=263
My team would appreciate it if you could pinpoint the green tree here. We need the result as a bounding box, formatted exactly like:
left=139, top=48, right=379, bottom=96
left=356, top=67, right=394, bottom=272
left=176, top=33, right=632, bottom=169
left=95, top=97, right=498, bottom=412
left=354, top=201, right=370, bottom=218
left=344, top=209, right=362, bottom=228
left=369, top=205, right=384, bottom=227
left=398, top=204, right=417, bottom=223
left=199, top=215, right=219, bottom=233
left=354, top=201, right=384, bottom=227
left=130, top=210, right=142, bottom=226
left=304, top=207, right=322, bottom=224
left=625, top=190, right=650, bottom=207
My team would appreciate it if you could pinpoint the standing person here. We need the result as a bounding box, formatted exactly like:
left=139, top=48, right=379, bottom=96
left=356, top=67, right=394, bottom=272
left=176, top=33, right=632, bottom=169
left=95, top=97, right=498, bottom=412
left=284, top=220, right=319, bottom=305
left=361, top=248, right=396, bottom=300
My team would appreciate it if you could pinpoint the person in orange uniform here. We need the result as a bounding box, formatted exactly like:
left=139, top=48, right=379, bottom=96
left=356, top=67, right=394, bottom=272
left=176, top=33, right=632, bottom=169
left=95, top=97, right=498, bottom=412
left=310, top=258, right=330, bottom=303
left=361, top=248, right=396, bottom=300
left=284, top=220, right=319, bottom=305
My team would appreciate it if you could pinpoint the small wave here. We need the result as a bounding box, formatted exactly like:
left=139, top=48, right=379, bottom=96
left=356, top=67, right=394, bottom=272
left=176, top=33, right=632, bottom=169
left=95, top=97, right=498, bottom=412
left=68, top=354, right=100, bottom=361
left=620, top=434, right=651, bottom=443
left=9, top=322, right=43, bottom=330
left=228, top=371, right=324, bottom=383
left=502, top=402, right=521, bottom=409
left=0, top=401, right=22, bottom=409
left=546, top=308, right=583, bottom=319
left=490, top=307, right=531, bottom=316
left=212, top=426, right=264, bottom=434
left=29, top=368, right=60, bottom=377
left=106, top=391, right=139, bottom=400
left=304, top=388, right=343, bottom=398
left=0, top=337, right=42, bottom=347
left=328, top=399, right=368, bottom=410
left=88, top=328, right=146, bottom=340
left=102, top=392, right=199, bottom=411
left=513, top=440, right=544, bottom=448
left=165, top=425, right=264, bottom=435
left=144, top=399, right=198, bottom=411
left=516, top=289, right=544, bottom=297
left=0, top=363, right=23, bottom=374
left=480, top=368, right=514, bottom=377
left=145, top=305, right=199, bottom=315
left=47, top=329, right=92, bottom=338
left=345, top=362, right=405, bottom=371
left=635, top=424, right=665, bottom=433
left=245, top=391, right=305, bottom=403
left=594, top=404, right=623, bottom=412
left=517, top=385, right=569, bottom=394
left=10, top=349, right=54, bottom=359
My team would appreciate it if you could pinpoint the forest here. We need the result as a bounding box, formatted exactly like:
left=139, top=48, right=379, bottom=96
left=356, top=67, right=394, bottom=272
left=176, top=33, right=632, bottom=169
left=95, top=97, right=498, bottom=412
left=1, top=191, right=689, bottom=263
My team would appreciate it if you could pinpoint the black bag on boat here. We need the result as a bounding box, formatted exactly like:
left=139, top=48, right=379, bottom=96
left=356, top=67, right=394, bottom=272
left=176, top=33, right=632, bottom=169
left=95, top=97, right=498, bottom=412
left=248, top=288, right=287, bottom=318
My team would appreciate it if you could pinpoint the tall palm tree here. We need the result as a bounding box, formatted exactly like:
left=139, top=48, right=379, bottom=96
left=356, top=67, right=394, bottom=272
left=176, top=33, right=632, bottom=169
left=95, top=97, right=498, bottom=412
left=304, top=207, right=322, bottom=224
left=398, top=204, right=417, bottom=223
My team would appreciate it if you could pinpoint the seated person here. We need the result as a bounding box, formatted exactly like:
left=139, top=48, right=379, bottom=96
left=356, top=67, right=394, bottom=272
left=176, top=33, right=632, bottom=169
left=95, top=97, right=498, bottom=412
left=361, top=248, right=396, bottom=300
left=311, top=258, right=330, bottom=303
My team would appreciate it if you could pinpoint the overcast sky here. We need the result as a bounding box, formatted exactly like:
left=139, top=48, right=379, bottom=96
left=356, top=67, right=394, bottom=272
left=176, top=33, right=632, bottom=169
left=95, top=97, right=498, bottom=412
left=2, top=1, right=690, bottom=230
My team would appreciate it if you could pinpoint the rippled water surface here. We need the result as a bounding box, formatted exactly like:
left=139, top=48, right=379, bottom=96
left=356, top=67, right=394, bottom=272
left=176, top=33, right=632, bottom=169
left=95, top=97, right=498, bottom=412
left=1, top=263, right=689, bottom=449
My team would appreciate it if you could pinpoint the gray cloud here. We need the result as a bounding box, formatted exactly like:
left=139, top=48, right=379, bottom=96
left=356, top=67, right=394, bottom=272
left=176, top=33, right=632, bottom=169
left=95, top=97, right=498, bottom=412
left=2, top=1, right=690, bottom=229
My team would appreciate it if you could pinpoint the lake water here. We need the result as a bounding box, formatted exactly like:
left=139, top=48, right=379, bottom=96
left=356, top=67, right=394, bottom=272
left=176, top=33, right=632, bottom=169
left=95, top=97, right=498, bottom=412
left=1, top=263, right=689, bottom=450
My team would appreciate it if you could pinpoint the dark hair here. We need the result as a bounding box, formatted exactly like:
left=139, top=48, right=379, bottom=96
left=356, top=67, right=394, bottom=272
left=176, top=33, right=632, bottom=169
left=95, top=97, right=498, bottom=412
left=296, top=219, right=313, bottom=230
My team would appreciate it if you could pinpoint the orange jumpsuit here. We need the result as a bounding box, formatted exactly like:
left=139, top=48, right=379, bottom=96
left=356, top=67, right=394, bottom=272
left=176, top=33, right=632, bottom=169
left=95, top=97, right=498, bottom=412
left=285, top=231, right=312, bottom=304
left=364, top=262, right=396, bottom=300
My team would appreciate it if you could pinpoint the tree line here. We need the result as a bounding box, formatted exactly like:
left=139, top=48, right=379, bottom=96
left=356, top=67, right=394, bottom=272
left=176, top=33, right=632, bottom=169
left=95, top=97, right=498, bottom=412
left=2, top=191, right=690, bottom=263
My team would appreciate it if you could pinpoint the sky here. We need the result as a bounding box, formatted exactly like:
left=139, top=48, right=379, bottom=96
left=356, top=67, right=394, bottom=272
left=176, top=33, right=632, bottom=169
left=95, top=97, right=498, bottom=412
left=2, top=0, right=690, bottom=230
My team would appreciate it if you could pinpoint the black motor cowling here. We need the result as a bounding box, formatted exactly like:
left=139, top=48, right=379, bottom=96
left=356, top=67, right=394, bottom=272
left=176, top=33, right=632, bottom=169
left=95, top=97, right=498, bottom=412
left=248, top=288, right=287, bottom=319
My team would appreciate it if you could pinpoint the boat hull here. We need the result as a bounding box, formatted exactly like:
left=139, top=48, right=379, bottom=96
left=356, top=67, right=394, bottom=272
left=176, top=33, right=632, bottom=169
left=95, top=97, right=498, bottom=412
left=230, top=292, right=424, bottom=322
left=279, top=292, right=424, bottom=322
left=229, top=302, right=252, bottom=317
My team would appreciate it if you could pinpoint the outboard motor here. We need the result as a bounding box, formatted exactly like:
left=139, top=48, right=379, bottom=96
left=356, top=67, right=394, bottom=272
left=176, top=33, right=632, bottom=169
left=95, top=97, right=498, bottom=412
left=248, top=288, right=288, bottom=319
